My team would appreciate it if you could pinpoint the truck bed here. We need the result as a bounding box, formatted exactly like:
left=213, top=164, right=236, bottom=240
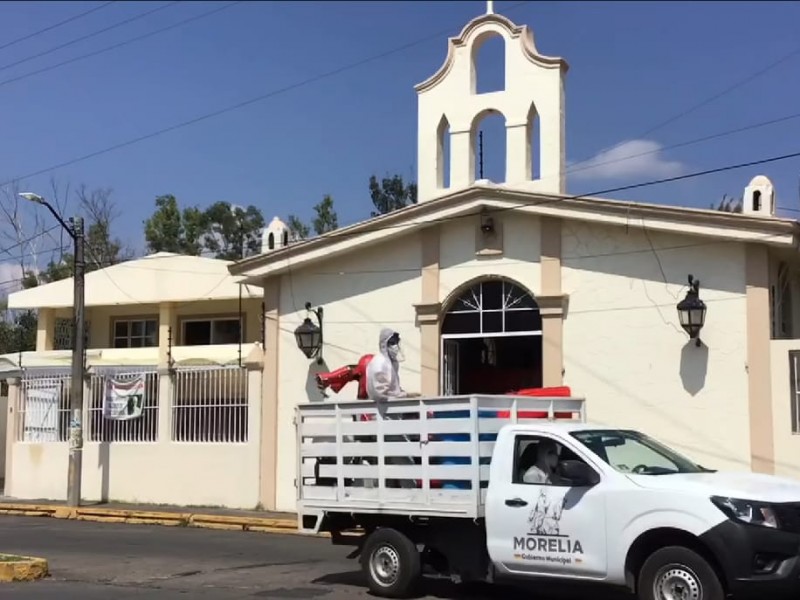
left=296, top=394, right=585, bottom=530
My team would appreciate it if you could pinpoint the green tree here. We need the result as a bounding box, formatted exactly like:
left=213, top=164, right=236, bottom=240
left=202, top=201, right=266, bottom=260
left=312, top=195, right=338, bottom=235
left=712, top=194, right=743, bottom=213
left=143, top=194, right=205, bottom=255
left=286, top=215, right=310, bottom=241
left=369, top=174, right=417, bottom=216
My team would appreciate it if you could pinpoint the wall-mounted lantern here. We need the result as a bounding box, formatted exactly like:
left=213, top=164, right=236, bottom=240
left=294, top=302, right=324, bottom=363
left=677, top=275, right=706, bottom=346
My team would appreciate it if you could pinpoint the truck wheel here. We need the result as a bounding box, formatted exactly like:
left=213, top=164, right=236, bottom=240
left=638, top=546, right=724, bottom=600
left=361, top=528, right=421, bottom=598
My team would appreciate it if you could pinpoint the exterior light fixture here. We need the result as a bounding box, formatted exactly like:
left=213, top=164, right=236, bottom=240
left=677, top=275, right=707, bottom=346
left=294, top=302, right=323, bottom=363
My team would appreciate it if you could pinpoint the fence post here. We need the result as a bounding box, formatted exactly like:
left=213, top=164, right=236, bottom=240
left=157, top=368, right=173, bottom=444
left=4, top=377, right=20, bottom=496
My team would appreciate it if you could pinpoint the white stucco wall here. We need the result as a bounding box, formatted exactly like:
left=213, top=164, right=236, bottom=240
left=9, top=441, right=260, bottom=508
left=770, top=339, right=800, bottom=479
left=275, top=233, right=424, bottom=511
left=439, top=213, right=541, bottom=300
left=0, top=395, right=6, bottom=484
left=562, top=221, right=751, bottom=472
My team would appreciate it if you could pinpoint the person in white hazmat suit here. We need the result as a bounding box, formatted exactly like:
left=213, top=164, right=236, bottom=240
left=364, top=328, right=418, bottom=488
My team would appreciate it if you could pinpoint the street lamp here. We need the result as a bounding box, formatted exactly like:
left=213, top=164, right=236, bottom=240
left=294, top=302, right=323, bottom=364
left=677, top=274, right=707, bottom=347
left=20, top=192, right=85, bottom=507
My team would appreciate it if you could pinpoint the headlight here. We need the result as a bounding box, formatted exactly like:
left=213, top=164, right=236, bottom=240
left=711, top=496, right=780, bottom=529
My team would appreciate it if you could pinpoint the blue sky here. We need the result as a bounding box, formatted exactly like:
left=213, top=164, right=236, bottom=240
left=1, top=0, right=799, bottom=274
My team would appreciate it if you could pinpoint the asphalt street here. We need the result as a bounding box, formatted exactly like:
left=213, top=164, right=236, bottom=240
left=0, top=516, right=628, bottom=599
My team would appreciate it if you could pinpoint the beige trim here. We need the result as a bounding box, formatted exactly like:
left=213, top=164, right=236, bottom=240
left=36, top=308, right=54, bottom=352
left=158, top=304, right=176, bottom=368
left=540, top=217, right=563, bottom=386
left=746, top=244, right=775, bottom=474
left=230, top=185, right=798, bottom=282
left=260, top=279, right=280, bottom=510
left=419, top=227, right=440, bottom=396
left=4, top=377, right=19, bottom=495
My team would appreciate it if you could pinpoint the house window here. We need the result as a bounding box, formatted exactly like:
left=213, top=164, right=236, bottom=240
left=182, top=317, right=241, bottom=346
left=113, top=319, right=158, bottom=348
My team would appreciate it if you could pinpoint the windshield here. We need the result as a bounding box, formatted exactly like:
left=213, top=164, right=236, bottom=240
left=570, top=429, right=710, bottom=475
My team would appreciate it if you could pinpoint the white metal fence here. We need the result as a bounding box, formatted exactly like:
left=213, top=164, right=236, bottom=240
left=88, top=369, right=160, bottom=443
left=172, top=366, right=248, bottom=443
left=17, top=371, right=72, bottom=442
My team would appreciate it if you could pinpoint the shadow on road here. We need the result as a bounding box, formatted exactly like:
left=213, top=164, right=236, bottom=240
left=313, top=570, right=632, bottom=600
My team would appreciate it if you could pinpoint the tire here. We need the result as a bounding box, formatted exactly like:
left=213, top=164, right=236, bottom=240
left=360, top=528, right=421, bottom=598
left=637, top=545, right=724, bottom=600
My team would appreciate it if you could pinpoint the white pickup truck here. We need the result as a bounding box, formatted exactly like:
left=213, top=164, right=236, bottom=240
left=296, top=394, right=800, bottom=600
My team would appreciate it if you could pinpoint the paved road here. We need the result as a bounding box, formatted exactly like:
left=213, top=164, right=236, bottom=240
left=0, top=516, right=627, bottom=599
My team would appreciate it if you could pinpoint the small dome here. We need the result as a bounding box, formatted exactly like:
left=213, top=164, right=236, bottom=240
left=748, top=175, right=773, bottom=187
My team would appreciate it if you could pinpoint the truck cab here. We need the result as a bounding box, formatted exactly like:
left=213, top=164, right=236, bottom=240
left=296, top=395, right=800, bottom=600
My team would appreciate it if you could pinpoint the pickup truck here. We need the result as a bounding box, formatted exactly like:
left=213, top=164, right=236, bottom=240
left=295, top=394, right=800, bottom=600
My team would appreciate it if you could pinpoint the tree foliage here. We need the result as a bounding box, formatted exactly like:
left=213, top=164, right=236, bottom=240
left=369, top=174, right=417, bottom=217
left=712, top=194, right=743, bottom=213
left=287, top=195, right=340, bottom=240
left=144, top=195, right=266, bottom=260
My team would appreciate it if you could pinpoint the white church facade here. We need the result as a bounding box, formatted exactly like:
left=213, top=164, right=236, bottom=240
left=232, top=10, right=800, bottom=513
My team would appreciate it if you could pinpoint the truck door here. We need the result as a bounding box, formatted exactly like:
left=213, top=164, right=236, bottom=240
left=485, top=433, right=608, bottom=580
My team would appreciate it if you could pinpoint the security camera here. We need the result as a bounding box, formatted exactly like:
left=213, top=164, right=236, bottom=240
left=480, top=215, right=495, bottom=233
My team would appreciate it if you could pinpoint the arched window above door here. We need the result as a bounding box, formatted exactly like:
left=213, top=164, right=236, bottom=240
left=441, top=278, right=541, bottom=335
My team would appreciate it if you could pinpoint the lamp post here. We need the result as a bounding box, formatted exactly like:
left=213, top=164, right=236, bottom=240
left=20, top=192, right=85, bottom=507
left=677, top=274, right=707, bottom=347
left=294, top=302, right=323, bottom=364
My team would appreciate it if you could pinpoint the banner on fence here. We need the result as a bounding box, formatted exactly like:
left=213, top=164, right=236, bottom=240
left=103, top=376, right=146, bottom=420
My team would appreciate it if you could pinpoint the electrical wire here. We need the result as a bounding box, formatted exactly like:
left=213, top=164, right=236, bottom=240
left=0, top=1, right=181, bottom=75
left=0, top=1, right=243, bottom=92
left=0, top=1, right=531, bottom=189
left=0, top=1, right=117, bottom=53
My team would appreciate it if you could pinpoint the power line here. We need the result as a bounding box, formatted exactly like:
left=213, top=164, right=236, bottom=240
left=0, top=1, right=243, bottom=92
left=0, top=1, right=181, bottom=75
left=0, top=1, right=531, bottom=188
left=0, top=1, right=117, bottom=53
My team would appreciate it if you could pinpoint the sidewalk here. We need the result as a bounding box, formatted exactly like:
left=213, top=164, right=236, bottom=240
left=0, top=496, right=313, bottom=536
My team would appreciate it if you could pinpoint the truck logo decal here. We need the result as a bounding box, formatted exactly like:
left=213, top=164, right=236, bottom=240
left=512, top=490, right=584, bottom=563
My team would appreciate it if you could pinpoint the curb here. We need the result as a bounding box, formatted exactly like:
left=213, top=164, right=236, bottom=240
left=0, top=555, right=49, bottom=583
left=0, top=503, right=325, bottom=537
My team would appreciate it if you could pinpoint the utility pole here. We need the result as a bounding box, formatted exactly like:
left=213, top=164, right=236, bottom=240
left=20, top=193, right=86, bottom=507
left=68, top=215, right=85, bottom=507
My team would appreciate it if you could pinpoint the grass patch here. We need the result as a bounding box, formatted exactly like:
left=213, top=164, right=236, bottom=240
left=0, top=554, right=26, bottom=563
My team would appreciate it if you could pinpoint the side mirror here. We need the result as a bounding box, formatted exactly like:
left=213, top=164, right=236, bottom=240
left=559, top=460, right=600, bottom=487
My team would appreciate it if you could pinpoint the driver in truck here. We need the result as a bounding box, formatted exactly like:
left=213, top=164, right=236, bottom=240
left=521, top=438, right=563, bottom=484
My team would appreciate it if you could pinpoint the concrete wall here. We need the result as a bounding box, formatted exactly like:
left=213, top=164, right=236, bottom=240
left=770, top=339, right=800, bottom=480
left=274, top=232, right=423, bottom=511
left=561, top=220, right=751, bottom=473
left=9, top=443, right=259, bottom=508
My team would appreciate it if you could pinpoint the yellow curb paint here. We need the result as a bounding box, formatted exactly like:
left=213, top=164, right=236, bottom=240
left=0, top=503, right=304, bottom=535
left=0, top=556, right=48, bottom=583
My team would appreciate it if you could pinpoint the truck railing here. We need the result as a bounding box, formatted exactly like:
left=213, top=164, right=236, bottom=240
left=295, top=394, right=585, bottom=522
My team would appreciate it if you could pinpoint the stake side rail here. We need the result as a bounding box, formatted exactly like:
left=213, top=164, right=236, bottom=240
left=295, top=394, right=585, bottom=532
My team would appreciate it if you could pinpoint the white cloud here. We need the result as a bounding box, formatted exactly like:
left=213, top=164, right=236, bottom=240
left=0, top=262, right=24, bottom=296
left=569, top=139, right=686, bottom=181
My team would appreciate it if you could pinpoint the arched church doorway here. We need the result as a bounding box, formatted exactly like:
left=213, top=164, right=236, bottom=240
left=440, top=278, right=543, bottom=395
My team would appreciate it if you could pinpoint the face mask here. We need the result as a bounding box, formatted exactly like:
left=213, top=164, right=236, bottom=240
left=387, top=343, right=405, bottom=362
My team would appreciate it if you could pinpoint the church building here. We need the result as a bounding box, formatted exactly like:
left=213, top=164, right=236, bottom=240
left=230, top=7, right=800, bottom=512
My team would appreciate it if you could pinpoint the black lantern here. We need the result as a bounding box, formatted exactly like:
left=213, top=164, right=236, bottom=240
left=677, top=275, right=706, bottom=346
left=294, top=302, right=323, bottom=363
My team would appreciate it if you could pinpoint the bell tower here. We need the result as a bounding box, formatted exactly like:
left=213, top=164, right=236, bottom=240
left=261, top=216, right=290, bottom=254
left=415, top=5, right=568, bottom=202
